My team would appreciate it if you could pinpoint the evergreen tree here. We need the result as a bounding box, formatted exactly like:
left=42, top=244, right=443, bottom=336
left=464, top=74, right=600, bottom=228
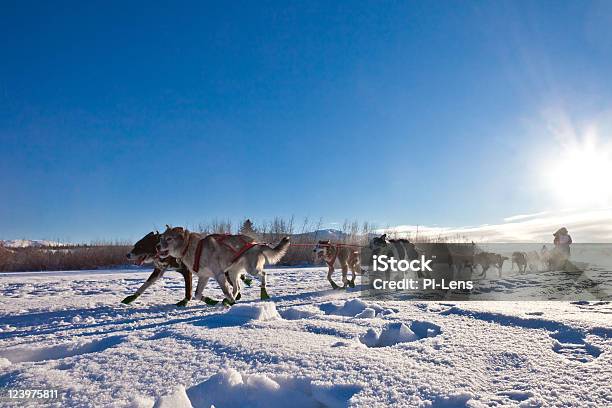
left=239, top=219, right=257, bottom=239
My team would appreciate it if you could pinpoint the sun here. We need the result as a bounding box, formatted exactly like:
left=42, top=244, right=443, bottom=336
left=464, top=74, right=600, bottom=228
left=542, top=132, right=612, bottom=207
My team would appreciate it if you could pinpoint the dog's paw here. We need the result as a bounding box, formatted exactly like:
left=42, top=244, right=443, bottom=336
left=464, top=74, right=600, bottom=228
left=175, top=299, right=189, bottom=307
left=121, top=294, right=139, bottom=305
left=348, top=280, right=356, bottom=288
left=203, top=297, right=220, bottom=306
left=260, top=288, right=270, bottom=300
left=236, top=292, right=242, bottom=301
left=222, top=298, right=235, bottom=307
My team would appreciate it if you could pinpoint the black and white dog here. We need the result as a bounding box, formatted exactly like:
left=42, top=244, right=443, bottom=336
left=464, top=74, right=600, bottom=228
left=124, top=231, right=192, bottom=306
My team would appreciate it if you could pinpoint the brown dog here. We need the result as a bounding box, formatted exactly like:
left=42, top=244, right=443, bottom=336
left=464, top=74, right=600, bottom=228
left=314, top=240, right=362, bottom=289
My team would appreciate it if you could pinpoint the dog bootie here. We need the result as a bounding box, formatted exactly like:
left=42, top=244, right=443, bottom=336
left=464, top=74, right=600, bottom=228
left=203, top=297, right=220, bottom=306
left=121, top=294, right=139, bottom=304
left=260, top=287, right=270, bottom=300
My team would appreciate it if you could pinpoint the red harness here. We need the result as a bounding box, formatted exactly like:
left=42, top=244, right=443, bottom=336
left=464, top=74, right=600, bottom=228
left=324, top=244, right=339, bottom=268
left=183, top=233, right=258, bottom=273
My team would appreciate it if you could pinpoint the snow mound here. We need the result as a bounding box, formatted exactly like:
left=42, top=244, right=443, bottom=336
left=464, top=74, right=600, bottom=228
left=360, top=321, right=442, bottom=347
left=127, top=396, right=155, bottom=408
left=354, top=308, right=376, bottom=319
left=279, top=305, right=320, bottom=320
left=153, top=386, right=192, bottom=408
left=0, top=357, right=11, bottom=368
left=193, top=303, right=281, bottom=329
left=176, top=368, right=361, bottom=408
left=225, top=302, right=281, bottom=321
left=320, top=299, right=396, bottom=318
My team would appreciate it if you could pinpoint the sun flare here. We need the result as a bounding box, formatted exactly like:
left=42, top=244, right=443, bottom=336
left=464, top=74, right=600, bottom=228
left=543, top=132, right=612, bottom=207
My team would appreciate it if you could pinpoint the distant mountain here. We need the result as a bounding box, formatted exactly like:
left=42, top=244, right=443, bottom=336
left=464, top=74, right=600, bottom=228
left=291, top=229, right=349, bottom=241
left=0, top=239, right=64, bottom=248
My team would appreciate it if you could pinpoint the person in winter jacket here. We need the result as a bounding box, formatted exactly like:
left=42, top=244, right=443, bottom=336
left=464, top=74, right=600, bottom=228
left=553, top=227, right=572, bottom=258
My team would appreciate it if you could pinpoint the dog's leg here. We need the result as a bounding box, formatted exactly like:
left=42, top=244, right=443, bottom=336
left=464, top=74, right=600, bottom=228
left=193, top=275, right=209, bottom=301
left=216, top=273, right=236, bottom=306
left=348, top=263, right=356, bottom=288
left=121, top=268, right=165, bottom=304
left=241, top=274, right=253, bottom=286
left=175, top=266, right=192, bottom=307
left=327, top=265, right=339, bottom=290
left=341, top=263, right=349, bottom=289
left=259, top=270, right=270, bottom=300
left=224, top=264, right=243, bottom=301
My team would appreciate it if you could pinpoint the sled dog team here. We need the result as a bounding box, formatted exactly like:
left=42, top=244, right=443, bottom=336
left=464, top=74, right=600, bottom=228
left=124, top=228, right=573, bottom=306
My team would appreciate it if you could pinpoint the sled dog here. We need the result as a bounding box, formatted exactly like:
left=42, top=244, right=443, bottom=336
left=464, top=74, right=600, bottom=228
left=511, top=252, right=528, bottom=274
left=369, top=234, right=419, bottom=262
left=413, top=242, right=476, bottom=279
left=159, top=226, right=290, bottom=303
left=368, top=234, right=420, bottom=281
left=314, top=240, right=363, bottom=289
left=473, top=252, right=507, bottom=277
left=124, top=231, right=192, bottom=306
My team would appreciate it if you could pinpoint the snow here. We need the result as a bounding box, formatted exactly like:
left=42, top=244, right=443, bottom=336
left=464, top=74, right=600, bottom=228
left=153, top=386, right=192, bottom=408
left=359, top=321, right=441, bottom=347
left=0, top=264, right=611, bottom=407
left=182, top=368, right=358, bottom=408
left=224, top=302, right=281, bottom=322
left=319, top=298, right=396, bottom=318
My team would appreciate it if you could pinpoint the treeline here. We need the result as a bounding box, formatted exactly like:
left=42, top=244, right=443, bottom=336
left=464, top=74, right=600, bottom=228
left=0, top=217, right=471, bottom=272
left=0, top=244, right=131, bottom=272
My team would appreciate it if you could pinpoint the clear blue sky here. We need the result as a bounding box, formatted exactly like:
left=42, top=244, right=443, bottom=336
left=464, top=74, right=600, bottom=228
left=2, top=1, right=611, bottom=242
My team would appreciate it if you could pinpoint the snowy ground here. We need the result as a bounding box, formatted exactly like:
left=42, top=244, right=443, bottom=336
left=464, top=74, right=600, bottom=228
left=0, top=266, right=611, bottom=407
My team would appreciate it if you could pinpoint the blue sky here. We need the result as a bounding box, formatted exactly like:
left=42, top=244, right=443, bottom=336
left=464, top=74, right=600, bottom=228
left=2, top=1, right=612, bottom=242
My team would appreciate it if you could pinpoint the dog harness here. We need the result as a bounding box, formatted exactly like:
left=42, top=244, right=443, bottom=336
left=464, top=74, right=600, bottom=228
left=317, top=243, right=339, bottom=268
left=184, top=233, right=258, bottom=273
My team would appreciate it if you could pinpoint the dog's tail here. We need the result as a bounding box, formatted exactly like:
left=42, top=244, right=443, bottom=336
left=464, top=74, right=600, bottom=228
left=262, top=236, right=290, bottom=265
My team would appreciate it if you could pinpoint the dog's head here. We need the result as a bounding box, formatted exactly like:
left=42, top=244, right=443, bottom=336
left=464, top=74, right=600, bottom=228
left=127, top=231, right=160, bottom=265
left=158, top=225, right=188, bottom=259
left=368, top=234, right=388, bottom=254
left=313, top=240, right=332, bottom=260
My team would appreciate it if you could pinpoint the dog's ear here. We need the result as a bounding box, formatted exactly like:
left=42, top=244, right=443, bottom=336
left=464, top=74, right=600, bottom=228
left=165, top=224, right=172, bottom=230
left=155, top=230, right=159, bottom=235
left=381, top=234, right=387, bottom=240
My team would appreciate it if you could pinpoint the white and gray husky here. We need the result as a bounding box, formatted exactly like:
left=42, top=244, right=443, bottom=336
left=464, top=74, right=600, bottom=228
left=158, top=226, right=290, bottom=305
